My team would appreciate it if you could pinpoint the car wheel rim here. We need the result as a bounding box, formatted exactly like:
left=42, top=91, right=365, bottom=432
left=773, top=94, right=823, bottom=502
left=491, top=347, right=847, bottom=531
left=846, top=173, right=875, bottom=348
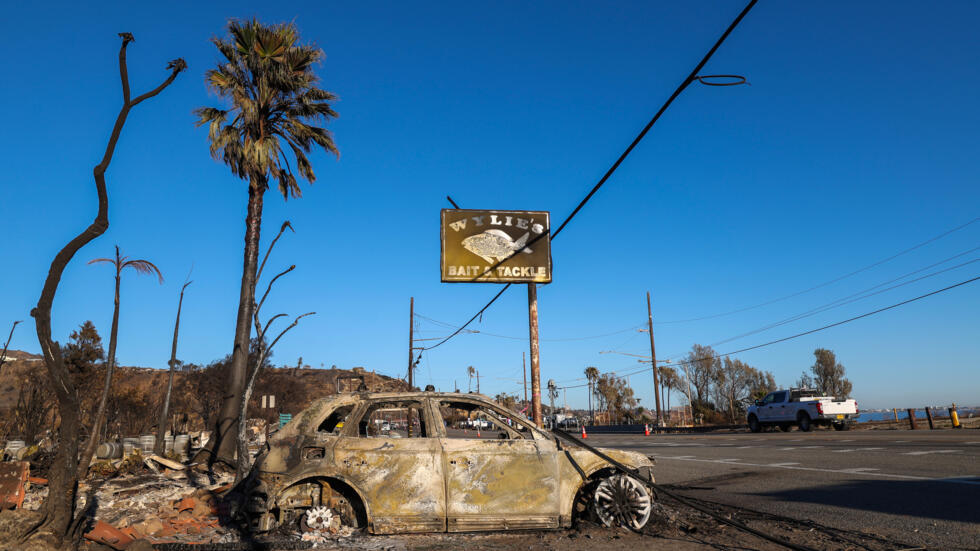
left=302, top=505, right=333, bottom=532
left=593, top=475, right=652, bottom=530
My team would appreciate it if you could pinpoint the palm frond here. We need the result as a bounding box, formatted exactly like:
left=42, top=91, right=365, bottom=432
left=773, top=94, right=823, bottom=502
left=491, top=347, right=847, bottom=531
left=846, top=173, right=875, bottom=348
left=87, top=257, right=117, bottom=266
left=197, top=18, right=338, bottom=198
left=123, top=260, right=164, bottom=283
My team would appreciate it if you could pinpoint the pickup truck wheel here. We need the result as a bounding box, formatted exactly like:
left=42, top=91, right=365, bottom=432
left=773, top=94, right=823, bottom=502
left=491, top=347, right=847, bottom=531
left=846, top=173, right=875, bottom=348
left=748, top=415, right=761, bottom=433
left=797, top=413, right=812, bottom=432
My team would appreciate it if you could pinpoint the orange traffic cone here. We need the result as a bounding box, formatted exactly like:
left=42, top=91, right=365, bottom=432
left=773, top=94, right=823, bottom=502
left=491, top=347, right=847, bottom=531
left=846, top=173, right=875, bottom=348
left=644, top=424, right=650, bottom=436
left=477, top=427, right=481, bottom=438
left=581, top=426, right=588, bottom=439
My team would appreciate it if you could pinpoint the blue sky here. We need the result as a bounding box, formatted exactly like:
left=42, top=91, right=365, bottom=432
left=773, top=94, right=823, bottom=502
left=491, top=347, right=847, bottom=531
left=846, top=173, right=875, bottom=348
left=2, top=1, right=977, bottom=410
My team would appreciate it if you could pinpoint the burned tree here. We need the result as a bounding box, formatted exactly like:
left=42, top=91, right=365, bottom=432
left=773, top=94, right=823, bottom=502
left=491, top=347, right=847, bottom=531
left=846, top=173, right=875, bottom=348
left=79, top=246, right=163, bottom=478
left=235, top=221, right=314, bottom=483
left=155, top=278, right=192, bottom=456
left=28, top=33, right=184, bottom=544
left=194, top=19, right=338, bottom=468
left=0, top=320, right=21, bottom=375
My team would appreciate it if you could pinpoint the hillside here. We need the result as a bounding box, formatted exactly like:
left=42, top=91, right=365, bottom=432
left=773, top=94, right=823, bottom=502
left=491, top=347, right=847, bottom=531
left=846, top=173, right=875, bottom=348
left=0, top=350, right=410, bottom=437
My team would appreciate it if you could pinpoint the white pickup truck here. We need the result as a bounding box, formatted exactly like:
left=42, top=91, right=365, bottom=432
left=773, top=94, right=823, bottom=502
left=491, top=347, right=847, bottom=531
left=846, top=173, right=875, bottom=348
left=747, top=388, right=858, bottom=432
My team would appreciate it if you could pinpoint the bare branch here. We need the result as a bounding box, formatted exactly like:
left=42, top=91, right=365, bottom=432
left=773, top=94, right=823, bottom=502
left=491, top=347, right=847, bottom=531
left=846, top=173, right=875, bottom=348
left=131, top=59, right=187, bottom=107
left=0, top=320, right=22, bottom=373
left=117, top=33, right=133, bottom=104
left=258, top=313, right=288, bottom=345
left=256, top=220, right=293, bottom=283
left=266, top=312, right=315, bottom=356
left=256, top=265, right=295, bottom=319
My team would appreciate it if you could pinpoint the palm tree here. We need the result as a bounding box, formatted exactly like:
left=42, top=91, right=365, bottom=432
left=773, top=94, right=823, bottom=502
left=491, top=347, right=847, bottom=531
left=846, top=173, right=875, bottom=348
left=79, top=246, right=162, bottom=477
left=584, top=366, right=599, bottom=425
left=467, top=366, right=476, bottom=392
left=658, top=366, right=679, bottom=421
left=195, top=19, right=338, bottom=464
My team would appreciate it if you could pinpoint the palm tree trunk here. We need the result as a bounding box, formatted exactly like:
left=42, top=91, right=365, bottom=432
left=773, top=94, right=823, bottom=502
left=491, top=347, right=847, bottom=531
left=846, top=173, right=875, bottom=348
left=78, top=264, right=121, bottom=478
left=203, top=182, right=264, bottom=466
left=155, top=281, right=190, bottom=456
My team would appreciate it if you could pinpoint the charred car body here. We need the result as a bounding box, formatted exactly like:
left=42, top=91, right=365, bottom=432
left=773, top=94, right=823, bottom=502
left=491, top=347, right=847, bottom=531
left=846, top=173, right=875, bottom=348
left=245, top=392, right=655, bottom=534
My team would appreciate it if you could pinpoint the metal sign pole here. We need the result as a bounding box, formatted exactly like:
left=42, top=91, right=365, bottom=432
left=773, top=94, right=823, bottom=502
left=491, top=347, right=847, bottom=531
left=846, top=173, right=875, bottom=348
left=528, top=282, right=543, bottom=427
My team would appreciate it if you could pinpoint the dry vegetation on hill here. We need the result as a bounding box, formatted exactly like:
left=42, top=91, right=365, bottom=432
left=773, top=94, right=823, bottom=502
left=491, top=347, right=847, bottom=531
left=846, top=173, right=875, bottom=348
left=0, top=352, right=409, bottom=443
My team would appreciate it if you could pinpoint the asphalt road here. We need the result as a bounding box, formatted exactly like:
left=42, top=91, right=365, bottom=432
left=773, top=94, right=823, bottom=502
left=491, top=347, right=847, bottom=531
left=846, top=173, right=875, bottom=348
left=582, top=429, right=980, bottom=549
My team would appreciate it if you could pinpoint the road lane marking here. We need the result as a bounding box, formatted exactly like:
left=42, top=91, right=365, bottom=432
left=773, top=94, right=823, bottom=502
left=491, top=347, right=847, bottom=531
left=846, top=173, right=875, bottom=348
left=714, top=458, right=741, bottom=462
left=735, top=446, right=754, bottom=449
left=778, top=447, right=798, bottom=451
left=903, top=450, right=962, bottom=456
left=840, top=468, right=879, bottom=473
left=893, top=440, right=909, bottom=443
left=650, top=456, right=980, bottom=486
left=838, top=439, right=855, bottom=442
left=834, top=447, right=884, bottom=453
left=798, top=446, right=824, bottom=449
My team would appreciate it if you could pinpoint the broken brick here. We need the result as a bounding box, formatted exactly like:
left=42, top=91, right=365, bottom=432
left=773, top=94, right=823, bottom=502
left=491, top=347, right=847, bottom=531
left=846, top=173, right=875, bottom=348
left=0, top=461, right=29, bottom=509
left=83, top=520, right=134, bottom=551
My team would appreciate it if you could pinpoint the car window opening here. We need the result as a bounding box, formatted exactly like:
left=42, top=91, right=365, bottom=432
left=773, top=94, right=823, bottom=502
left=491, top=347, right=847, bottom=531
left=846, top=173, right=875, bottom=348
left=438, top=401, right=529, bottom=440
left=358, top=401, right=427, bottom=438
left=318, top=405, right=354, bottom=434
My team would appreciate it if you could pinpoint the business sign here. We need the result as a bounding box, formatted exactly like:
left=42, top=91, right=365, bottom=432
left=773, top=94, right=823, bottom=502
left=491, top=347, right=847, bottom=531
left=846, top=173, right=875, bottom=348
left=441, top=209, right=552, bottom=283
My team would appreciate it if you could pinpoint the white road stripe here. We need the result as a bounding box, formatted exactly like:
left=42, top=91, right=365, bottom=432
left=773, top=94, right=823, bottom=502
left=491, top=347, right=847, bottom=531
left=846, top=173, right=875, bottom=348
left=650, top=455, right=980, bottom=486
left=834, top=447, right=884, bottom=453
left=840, top=468, right=879, bottom=473
left=779, top=447, right=798, bottom=451
left=903, top=450, right=961, bottom=456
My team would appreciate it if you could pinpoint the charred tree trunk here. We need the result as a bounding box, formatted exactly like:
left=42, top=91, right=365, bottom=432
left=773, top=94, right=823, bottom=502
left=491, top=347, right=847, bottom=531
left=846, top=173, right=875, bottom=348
left=28, top=34, right=183, bottom=543
left=155, top=280, right=191, bottom=456
left=201, top=182, right=264, bottom=467
left=78, top=255, right=121, bottom=478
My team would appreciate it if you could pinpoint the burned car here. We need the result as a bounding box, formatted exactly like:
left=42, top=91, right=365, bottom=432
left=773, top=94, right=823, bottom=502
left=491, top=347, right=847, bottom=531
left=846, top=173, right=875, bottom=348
left=245, top=392, right=654, bottom=534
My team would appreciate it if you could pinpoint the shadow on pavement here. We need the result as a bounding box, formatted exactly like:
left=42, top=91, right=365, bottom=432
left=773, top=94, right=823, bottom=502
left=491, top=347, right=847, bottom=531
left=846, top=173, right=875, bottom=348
left=755, top=477, right=980, bottom=523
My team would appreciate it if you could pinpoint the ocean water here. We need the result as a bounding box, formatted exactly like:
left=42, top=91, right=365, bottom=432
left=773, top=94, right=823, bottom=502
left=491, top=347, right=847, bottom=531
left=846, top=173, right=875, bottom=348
left=855, top=408, right=978, bottom=423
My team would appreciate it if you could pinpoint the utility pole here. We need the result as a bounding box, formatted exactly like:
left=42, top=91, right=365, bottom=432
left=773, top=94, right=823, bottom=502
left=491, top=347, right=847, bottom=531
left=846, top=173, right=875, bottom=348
left=646, top=292, right=662, bottom=423
left=522, top=352, right=528, bottom=409
left=408, top=297, right=415, bottom=390
left=528, top=283, right=543, bottom=427
left=476, top=369, right=481, bottom=394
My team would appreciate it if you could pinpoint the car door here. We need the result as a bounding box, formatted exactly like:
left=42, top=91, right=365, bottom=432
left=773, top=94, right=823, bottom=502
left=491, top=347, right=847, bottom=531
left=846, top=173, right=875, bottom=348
left=757, top=392, right=778, bottom=421
left=434, top=398, right=560, bottom=532
left=332, top=398, right=446, bottom=534
left=770, top=391, right=790, bottom=421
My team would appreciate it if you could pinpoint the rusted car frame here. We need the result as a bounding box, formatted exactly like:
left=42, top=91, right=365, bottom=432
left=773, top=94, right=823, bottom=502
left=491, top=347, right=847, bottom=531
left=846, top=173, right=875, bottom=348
left=247, top=392, right=654, bottom=534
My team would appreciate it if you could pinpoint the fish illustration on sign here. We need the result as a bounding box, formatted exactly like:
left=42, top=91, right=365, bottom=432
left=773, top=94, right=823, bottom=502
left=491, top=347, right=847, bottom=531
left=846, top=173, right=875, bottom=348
left=461, top=230, right=533, bottom=264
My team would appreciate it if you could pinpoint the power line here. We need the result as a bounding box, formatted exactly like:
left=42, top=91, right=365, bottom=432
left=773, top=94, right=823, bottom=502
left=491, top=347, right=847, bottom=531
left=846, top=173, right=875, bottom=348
left=708, top=253, right=979, bottom=347
left=657, top=217, right=980, bottom=324
left=558, top=274, right=980, bottom=389
left=415, top=312, right=646, bottom=342
left=422, top=0, right=758, bottom=351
